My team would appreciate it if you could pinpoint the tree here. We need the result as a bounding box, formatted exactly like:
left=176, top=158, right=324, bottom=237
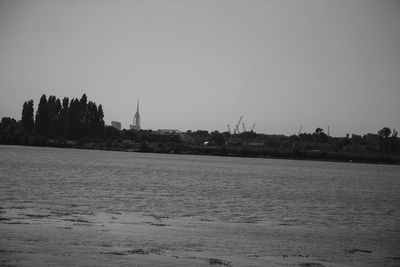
left=299, top=133, right=313, bottom=142
left=391, top=129, right=399, bottom=153
left=47, top=95, right=61, bottom=136
left=0, top=117, right=19, bottom=144
left=378, top=127, right=391, bottom=139
left=52, top=98, right=62, bottom=136
left=210, top=130, right=225, bottom=146
left=35, top=94, right=49, bottom=135
left=314, top=128, right=324, bottom=135
left=79, top=93, right=88, bottom=136
left=189, top=130, right=210, bottom=145
left=0, top=117, right=17, bottom=131
left=68, top=98, right=80, bottom=138
left=313, top=127, right=328, bottom=143
left=378, top=127, right=399, bottom=153
left=21, top=100, right=34, bottom=134
left=104, top=125, right=121, bottom=138
left=59, top=97, right=69, bottom=137
left=96, top=104, right=105, bottom=137
left=86, top=101, right=98, bottom=137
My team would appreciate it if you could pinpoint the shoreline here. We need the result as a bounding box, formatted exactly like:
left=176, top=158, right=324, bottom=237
left=2, top=143, right=399, bottom=166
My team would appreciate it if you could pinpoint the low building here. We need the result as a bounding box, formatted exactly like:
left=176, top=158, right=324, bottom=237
left=111, top=121, right=121, bottom=131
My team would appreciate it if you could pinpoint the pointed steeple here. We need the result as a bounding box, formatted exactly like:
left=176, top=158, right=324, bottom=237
left=130, top=98, right=141, bottom=130
left=131, top=98, right=141, bottom=130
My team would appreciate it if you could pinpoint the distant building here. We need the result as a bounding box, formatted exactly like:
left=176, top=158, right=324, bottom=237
left=130, top=99, right=141, bottom=130
left=111, top=121, right=121, bottom=131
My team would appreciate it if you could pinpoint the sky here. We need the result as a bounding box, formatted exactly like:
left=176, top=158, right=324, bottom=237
left=0, top=0, right=399, bottom=136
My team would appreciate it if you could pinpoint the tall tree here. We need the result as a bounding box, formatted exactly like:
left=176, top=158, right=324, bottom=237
left=59, top=97, right=69, bottom=137
left=96, top=104, right=105, bottom=137
left=47, top=95, right=60, bottom=136
left=68, top=98, right=80, bottom=138
left=35, top=94, right=49, bottom=135
left=79, top=93, right=88, bottom=136
left=87, top=101, right=97, bottom=137
left=26, top=93, right=105, bottom=139
left=21, top=100, right=34, bottom=134
left=52, top=98, right=62, bottom=136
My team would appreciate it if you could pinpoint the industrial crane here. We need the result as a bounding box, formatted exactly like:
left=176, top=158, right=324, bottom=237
left=251, top=123, right=255, bottom=132
left=235, top=115, right=243, bottom=134
left=228, top=116, right=256, bottom=134
left=227, top=124, right=232, bottom=134
left=298, top=125, right=302, bottom=135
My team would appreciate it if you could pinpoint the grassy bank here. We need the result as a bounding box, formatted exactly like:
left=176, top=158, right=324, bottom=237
left=2, top=136, right=399, bottom=165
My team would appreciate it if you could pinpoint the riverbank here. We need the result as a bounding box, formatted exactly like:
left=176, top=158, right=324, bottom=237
left=2, top=140, right=399, bottom=165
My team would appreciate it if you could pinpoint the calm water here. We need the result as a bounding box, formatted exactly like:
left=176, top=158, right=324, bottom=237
left=0, top=145, right=399, bottom=266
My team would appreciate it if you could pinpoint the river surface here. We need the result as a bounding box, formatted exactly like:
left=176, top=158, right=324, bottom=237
left=0, top=145, right=399, bottom=266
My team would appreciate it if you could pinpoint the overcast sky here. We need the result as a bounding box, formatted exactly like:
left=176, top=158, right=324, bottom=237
left=1, top=0, right=399, bottom=136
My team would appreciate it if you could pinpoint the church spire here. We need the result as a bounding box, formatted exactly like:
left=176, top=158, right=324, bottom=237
left=130, top=98, right=141, bottom=130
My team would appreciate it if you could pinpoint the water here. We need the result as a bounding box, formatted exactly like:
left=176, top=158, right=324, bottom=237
left=0, top=145, right=399, bottom=266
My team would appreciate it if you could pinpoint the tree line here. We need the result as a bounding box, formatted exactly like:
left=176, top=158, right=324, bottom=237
left=101, top=125, right=399, bottom=155
left=5, top=93, right=104, bottom=140
left=1, top=94, right=399, bottom=163
left=184, top=127, right=399, bottom=153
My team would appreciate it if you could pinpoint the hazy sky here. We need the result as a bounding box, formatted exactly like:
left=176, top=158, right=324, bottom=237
left=1, top=0, right=399, bottom=136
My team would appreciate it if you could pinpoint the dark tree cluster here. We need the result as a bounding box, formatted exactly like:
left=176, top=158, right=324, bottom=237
left=18, top=93, right=105, bottom=139
left=378, top=127, right=398, bottom=153
left=0, top=117, right=20, bottom=144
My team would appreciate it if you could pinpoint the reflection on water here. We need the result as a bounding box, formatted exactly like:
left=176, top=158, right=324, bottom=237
left=0, top=145, right=399, bottom=266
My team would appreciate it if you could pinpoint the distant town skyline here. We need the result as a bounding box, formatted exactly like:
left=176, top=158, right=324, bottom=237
left=1, top=0, right=399, bottom=136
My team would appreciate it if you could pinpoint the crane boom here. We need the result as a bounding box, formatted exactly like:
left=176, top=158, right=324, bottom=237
left=298, top=125, right=302, bottom=135
left=235, top=115, right=243, bottom=134
left=251, top=123, right=255, bottom=132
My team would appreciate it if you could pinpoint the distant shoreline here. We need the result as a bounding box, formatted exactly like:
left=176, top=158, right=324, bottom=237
left=2, top=143, right=399, bottom=166
left=2, top=93, right=399, bottom=166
